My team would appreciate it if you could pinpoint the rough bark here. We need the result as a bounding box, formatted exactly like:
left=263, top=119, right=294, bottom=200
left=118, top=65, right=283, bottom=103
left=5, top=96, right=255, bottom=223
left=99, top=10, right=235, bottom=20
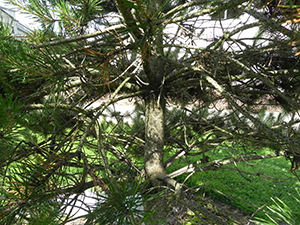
left=144, top=93, right=169, bottom=224
left=144, top=93, right=165, bottom=185
left=142, top=48, right=170, bottom=223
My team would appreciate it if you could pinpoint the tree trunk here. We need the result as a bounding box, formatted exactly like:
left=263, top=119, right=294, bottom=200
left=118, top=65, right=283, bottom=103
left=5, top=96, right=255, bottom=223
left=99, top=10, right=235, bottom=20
left=115, top=0, right=170, bottom=222
left=144, top=93, right=169, bottom=224
left=144, top=94, right=165, bottom=184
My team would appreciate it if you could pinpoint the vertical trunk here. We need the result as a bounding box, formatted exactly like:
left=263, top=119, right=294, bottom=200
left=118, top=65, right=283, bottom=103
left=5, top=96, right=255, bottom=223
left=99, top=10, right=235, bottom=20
left=144, top=94, right=165, bottom=185
left=116, top=0, right=169, bottom=222
left=144, top=94, right=169, bottom=224
left=143, top=0, right=168, bottom=218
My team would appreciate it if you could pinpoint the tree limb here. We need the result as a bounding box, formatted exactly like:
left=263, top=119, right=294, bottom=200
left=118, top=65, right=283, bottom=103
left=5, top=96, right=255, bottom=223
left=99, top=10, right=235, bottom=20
left=34, top=24, right=126, bottom=48
left=169, top=153, right=283, bottom=178
left=21, top=103, right=92, bottom=116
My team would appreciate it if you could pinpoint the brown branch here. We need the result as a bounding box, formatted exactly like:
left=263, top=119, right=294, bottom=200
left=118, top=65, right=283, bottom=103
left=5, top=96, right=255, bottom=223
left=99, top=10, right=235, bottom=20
left=115, top=0, right=142, bottom=41
left=169, top=153, right=283, bottom=178
left=34, top=24, right=126, bottom=48
left=154, top=173, right=182, bottom=194
left=21, top=103, right=92, bottom=116
left=163, top=0, right=217, bottom=20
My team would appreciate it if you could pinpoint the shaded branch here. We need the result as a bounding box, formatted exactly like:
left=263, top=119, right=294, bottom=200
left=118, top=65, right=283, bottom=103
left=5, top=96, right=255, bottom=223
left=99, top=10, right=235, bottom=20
left=21, top=103, right=92, bottom=117
left=169, top=153, right=283, bottom=178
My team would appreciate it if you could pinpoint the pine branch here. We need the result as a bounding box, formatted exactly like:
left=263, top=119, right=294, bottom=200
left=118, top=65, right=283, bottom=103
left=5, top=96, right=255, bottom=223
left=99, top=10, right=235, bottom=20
left=167, top=5, right=218, bottom=24
left=115, top=0, right=142, bottom=41
left=169, top=153, right=283, bottom=178
left=34, top=24, right=126, bottom=48
left=223, top=54, right=300, bottom=109
left=244, top=5, right=295, bottom=39
left=163, top=0, right=216, bottom=19
left=21, top=103, right=91, bottom=116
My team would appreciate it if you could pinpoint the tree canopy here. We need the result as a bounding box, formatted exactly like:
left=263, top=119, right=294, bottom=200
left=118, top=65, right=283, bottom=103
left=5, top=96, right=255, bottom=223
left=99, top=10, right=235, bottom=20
left=1, top=0, right=300, bottom=224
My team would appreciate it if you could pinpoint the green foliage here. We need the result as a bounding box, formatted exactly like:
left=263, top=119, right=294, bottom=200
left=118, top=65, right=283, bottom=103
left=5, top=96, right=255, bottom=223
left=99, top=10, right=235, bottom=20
left=91, top=179, right=159, bottom=225
left=10, top=0, right=55, bottom=27
left=0, top=94, right=23, bottom=166
left=0, top=181, right=62, bottom=225
left=0, top=94, right=22, bottom=135
left=255, top=189, right=300, bottom=225
left=194, top=156, right=299, bottom=219
left=55, top=0, right=105, bottom=33
left=0, top=21, right=12, bottom=37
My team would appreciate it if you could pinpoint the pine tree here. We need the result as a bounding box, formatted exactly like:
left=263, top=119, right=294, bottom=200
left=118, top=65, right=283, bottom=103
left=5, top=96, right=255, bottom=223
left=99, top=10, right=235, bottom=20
left=1, top=0, right=300, bottom=224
